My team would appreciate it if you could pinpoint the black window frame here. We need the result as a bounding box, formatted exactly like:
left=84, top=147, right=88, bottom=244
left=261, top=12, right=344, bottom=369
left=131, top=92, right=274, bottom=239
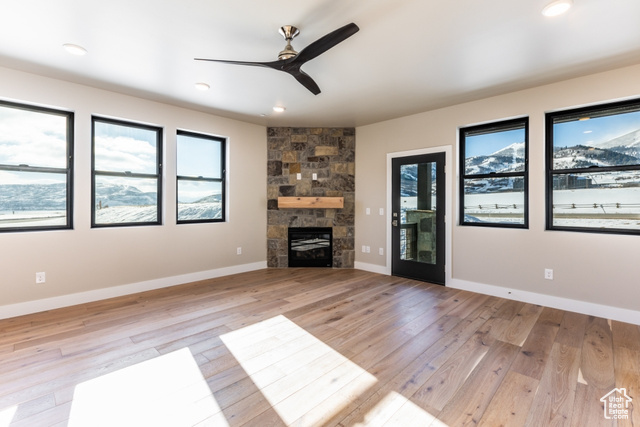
left=176, top=129, right=226, bottom=224
left=459, top=117, right=529, bottom=228
left=91, top=116, right=163, bottom=228
left=0, top=100, right=74, bottom=233
left=545, top=98, right=640, bottom=236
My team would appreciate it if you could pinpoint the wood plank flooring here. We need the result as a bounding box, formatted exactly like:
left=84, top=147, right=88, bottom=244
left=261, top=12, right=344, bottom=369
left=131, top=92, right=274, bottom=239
left=0, top=268, right=638, bottom=426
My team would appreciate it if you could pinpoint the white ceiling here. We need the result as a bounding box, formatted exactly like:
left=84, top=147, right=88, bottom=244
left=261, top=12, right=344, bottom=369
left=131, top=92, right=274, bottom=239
left=1, top=0, right=640, bottom=128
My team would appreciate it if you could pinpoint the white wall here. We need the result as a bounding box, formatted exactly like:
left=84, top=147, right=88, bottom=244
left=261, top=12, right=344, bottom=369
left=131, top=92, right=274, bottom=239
left=355, top=64, right=640, bottom=323
left=0, top=66, right=267, bottom=317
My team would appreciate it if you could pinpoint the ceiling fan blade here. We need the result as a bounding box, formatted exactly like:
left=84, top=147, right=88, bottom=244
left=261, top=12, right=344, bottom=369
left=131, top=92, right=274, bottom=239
left=194, top=57, right=285, bottom=70
left=293, top=22, right=359, bottom=64
left=289, top=68, right=321, bottom=95
left=195, top=22, right=359, bottom=95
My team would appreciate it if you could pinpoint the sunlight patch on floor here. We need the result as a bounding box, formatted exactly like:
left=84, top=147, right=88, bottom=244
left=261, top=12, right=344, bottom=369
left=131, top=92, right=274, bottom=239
left=220, top=315, right=378, bottom=425
left=0, top=405, right=17, bottom=427
left=68, top=348, right=227, bottom=427
left=353, top=391, right=440, bottom=426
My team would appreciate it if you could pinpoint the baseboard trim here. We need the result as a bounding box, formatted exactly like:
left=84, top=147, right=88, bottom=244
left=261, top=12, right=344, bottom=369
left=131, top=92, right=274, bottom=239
left=449, top=278, right=640, bottom=326
left=354, top=261, right=389, bottom=275
left=0, top=261, right=267, bottom=320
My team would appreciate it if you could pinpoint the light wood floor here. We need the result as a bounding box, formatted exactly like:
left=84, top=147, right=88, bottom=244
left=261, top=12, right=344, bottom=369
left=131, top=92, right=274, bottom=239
left=1, top=269, right=638, bottom=426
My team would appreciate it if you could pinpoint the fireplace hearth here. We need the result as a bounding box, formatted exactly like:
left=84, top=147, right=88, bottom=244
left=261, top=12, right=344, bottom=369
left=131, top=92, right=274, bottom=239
left=288, top=227, right=333, bottom=267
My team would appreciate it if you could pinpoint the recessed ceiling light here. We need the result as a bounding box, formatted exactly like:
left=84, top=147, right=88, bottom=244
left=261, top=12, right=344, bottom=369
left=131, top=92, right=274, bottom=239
left=542, top=0, right=573, bottom=17
left=194, top=82, right=210, bottom=91
left=273, top=106, right=286, bottom=113
left=63, top=43, right=87, bottom=56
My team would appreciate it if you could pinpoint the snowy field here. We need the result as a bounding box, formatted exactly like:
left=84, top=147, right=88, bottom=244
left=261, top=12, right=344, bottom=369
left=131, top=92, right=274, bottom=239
left=463, top=187, right=640, bottom=229
left=463, top=192, right=525, bottom=224
left=0, top=202, right=222, bottom=228
left=95, top=202, right=222, bottom=224
left=0, top=210, right=66, bottom=228
left=552, top=187, right=640, bottom=229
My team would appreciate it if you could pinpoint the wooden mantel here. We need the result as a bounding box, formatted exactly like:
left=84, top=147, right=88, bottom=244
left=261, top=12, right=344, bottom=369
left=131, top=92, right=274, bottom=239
left=278, top=196, right=344, bottom=209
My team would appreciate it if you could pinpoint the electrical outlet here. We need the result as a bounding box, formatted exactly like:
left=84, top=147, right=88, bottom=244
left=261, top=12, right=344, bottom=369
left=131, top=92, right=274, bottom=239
left=544, top=268, right=553, bottom=280
left=296, top=173, right=302, bottom=180
left=36, top=272, right=46, bottom=284
left=379, top=208, right=384, bottom=216
left=237, top=247, right=242, bottom=255
left=366, top=246, right=371, bottom=253
left=362, top=245, right=367, bottom=253
left=366, top=207, right=371, bottom=215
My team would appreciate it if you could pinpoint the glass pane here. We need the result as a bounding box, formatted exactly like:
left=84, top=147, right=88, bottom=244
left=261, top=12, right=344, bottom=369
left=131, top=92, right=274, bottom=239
left=463, top=177, right=526, bottom=224
left=552, top=109, right=640, bottom=170
left=94, top=175, right=158, bottom=224
left=400, top=162, right=437, bottom=264
left=94, top=121, right=158, bottom=174
left=552, top=170, right=640, bottom=230
left=177, top=134, right=221, bottom=178
left=465, top=127, right=526, bottom=175
left=0, top=105, right=68, bottom=168
left=177, top=180, right=223, bottom=221
left=0, top=171, right=67, bottom=228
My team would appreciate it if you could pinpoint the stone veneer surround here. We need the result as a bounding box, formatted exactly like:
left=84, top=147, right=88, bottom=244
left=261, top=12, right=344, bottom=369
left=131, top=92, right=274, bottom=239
left=267, top=127, right=355, bottom=268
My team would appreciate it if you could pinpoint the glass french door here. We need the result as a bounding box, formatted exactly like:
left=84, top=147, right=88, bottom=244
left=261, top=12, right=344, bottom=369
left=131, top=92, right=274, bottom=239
left=391, top=152, right=445, bottom=284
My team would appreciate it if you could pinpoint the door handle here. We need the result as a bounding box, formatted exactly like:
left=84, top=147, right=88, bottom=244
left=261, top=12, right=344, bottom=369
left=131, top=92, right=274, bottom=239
left=392, top=220, right=398, bottom=227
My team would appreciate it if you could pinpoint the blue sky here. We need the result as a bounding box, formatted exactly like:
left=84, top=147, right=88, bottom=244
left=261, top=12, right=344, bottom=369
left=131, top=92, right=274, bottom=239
left=553, top=110, right=640, bottom=148
left=465, top=128, right=524, bottom=158
left=176, top=134, right=221, bottom=178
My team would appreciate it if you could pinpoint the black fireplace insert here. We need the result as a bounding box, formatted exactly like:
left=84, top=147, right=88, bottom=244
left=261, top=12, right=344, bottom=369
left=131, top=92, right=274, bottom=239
left=288, top=227, right=333, bottom=267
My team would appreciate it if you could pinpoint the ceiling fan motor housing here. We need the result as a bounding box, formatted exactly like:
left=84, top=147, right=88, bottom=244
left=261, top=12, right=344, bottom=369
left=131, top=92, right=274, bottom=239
left=278, top=25, right=299, bottom=60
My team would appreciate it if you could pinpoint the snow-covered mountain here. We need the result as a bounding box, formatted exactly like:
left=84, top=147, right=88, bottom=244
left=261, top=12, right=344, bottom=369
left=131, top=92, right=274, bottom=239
left=0, top=182, right=220, bottom=213
left=582, top=128, right=640, bottom=166
left=492, top=142, right=526, bottom=158
left=465, top=142, right=525, bottom=175
left=95, top=183, right=156, bottom=208
left=0, top=183, right=66, bottom=210
left=553, top=128, right=640, bottom=170
left=552, top=145, right=638, bottom=170
left=192, top=193, right=222, bottom=203
left=399, top=164, right=438, bottom=197
left=590, top=128, right=640, bottom=150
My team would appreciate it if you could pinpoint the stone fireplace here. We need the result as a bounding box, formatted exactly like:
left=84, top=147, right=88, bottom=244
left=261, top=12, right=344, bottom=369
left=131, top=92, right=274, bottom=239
left=267, top=127, right=355, bottom=268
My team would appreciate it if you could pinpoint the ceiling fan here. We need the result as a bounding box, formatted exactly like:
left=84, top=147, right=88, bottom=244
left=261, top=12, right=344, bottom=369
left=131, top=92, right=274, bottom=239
left=195, top=22, right=359, bottom=95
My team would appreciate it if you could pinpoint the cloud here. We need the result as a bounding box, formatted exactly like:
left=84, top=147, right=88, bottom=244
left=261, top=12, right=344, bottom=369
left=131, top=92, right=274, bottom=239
left=0, top=106, right=68, bottom=168
left=94, top=135, right=157, bottom=173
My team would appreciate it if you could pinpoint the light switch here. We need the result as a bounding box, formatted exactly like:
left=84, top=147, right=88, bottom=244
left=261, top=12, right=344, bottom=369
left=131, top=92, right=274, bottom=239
left=312, top=173, right=317, bottom=180
left=296, top=173, right=302, bottom=180
left=366, top=208, right=371, bottom=215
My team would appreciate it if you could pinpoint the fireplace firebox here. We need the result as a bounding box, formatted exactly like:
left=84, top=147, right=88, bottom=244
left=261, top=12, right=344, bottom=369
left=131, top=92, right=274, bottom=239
left=288, top=227, right=333, bottom=267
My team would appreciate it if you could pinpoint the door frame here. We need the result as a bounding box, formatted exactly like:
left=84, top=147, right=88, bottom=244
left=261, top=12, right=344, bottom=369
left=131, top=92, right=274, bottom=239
left=386, top=145, right=453, bottom=286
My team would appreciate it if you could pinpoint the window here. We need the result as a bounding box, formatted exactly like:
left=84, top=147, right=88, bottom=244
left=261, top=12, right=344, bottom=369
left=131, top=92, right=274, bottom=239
left=546, top=98, right=640, bottom=235
left=92, top=117, right=162, bottom=227
left=0, top=100, right=73, bottom=232
left=459, top=117, right=529, bottom=227
left=176, top=130, right=225, bottom=223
